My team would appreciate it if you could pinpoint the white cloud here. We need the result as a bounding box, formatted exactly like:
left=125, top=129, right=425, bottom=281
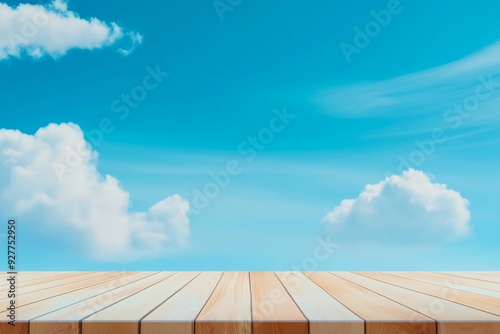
left=0, top=0, right=142, bottom=60
left=118, top=31, right=144, bottom=56
left=0, top=123, right=190, bottom=261
left=322, top=169, right=471, bottom=244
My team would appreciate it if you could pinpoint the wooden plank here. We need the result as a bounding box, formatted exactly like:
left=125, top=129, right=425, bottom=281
left=141, top=272, right=222, bottom=334
left=251, top=272, right=308, bottom=334
left=0, top=272, right=51, bottom=290
left=304, top=272, right=435, bottom=334
left=2, top=271, right=499, bottom=334
left=31, top=272, right=173, bottom=334
left=3, top=272, right=135, bottom=307
left=0, top=272, right=128, bottom=300
left=0, top=272, right=156, bottom=334
left=82, top=272, right=199, bottom=334
left=275, top=272, right=363, bottom=334
left=392, top=272, right=500, bottom=298
left=477, top=272, right=500, bottom=277
left=473, top=272, right=500, bottom=280
left=1, top=271, right=74, bottom=282
left=0, top=272, right=61, bottom=286
left=415, top=272, right=500, bottom=292
left=335, top=272, right=500, bottom=334
left=17, top=272, right=91, bottom=281
left=360, top=272, right=500, bottom=316
left=0, top=272, right=93, bottom=289
left=196, top=272, right=252, bottom=334
left=437, top=272, right=500, bottom=284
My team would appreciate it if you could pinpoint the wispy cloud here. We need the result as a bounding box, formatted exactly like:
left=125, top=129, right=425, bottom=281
left=316, top=41, right=500, bottom=120
left=0, top=0, right=142, bottom=60
left=0, top=123, right=189, bottom=261
left=118, top=31, right=144, bottom=56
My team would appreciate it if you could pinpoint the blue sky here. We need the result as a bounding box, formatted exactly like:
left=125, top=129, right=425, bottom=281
left=0, top=0, right=499, bottom=270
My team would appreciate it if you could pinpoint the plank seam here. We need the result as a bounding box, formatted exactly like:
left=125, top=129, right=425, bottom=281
left=331, top=272, right=437, bottom=326
left=76, top=272, right=167, bottom=322
left=29, top=272, right=161, bottom=322
left=248, top=271, right=253, bottom=334
left=273, top=271, right=310, bottom=333
left=11, top=273, right=137, bottom=311
left=388, top=272, right=500, bottom=298
left=77, top=272, right=167, bottom=334
left=138, top=272, right=202, bottom=324
left=25, top=273, right=160, bottom=331
left=0, top=272, right=92, bottom=290
left=193, top=271, right=226, bottom=334
left=12, top=272, right=135, bottom=298
left=432, top=272, right=500, bottom=284
left=342, top=272, right=444, bottom=326
left=362, top=272, right=500, bottom=318
left=302, top=272, right=367, bottom=331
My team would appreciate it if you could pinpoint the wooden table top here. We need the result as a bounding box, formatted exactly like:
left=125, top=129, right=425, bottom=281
left=1, top=271, right=500, bottom=334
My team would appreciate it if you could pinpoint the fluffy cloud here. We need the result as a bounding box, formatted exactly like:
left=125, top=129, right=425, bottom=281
left=0, top=123, right=189, bottom=261
left=322, top=169, right=471, bottom=244
left=0, top=0, right=142, bottom=60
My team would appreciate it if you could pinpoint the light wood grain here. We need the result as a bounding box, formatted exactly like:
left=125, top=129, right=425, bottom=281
left=251, top=272, right=308, bottom=334
left=437, top=272, right=500, bottom=284
left=416, top=272, right=500, bottom=292
left=0, top=272, right=155, bottom=334
left=392, top=272, right=500, bottom=298
left=1, top=271, right=499, bottom=334
left=30, top=272, right=170, bottom=334
left=275, top=271, right=363, bottom=334
left=477, top=272, right=500, bottom=278
left=304, top=272, right=435, bottom=334
left=0, top=272, right=136, bottom=303
left=0, top=272, right=62, bottom=286
left=196, top=272, right=252, bottom=334
left=17, top=272, right=113, bottom=294
left=142, top=271, right=222, bottom=334
left=360, top=272, right=500, bottom=316
left=336, top=272, right=500, bottom=334
left=0, top=272, right=92, bottom=290
left=82, top=272, right=198, bottom=334
left=4, top=272, right=134, bottom=306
